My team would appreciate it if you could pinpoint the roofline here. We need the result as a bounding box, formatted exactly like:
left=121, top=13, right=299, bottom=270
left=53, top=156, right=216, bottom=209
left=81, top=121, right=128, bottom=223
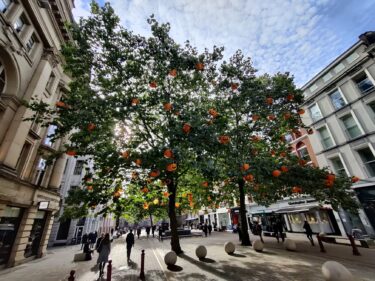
left=301, top=40, right=363, bottom=90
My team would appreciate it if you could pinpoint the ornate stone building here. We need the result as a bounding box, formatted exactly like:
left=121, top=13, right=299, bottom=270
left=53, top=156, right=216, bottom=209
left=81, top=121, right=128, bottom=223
left=0, top=0, right=74, bottom=267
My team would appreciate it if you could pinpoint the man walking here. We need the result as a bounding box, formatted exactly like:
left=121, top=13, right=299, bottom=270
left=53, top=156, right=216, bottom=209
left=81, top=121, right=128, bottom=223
left=208, top=224, right=212, bottom=235
left=152, top=225, right=156, bottom=238
left=203, top=222, right=208, bottom=237
left=81, top=233, right=88, bottom=250
left=303, top=220, right=315, bottom=246
left=137, top=227, right=141, bottom=239
left=126, top=229, right=135, bottom=262
left=146, top=226, right=151, bottom=238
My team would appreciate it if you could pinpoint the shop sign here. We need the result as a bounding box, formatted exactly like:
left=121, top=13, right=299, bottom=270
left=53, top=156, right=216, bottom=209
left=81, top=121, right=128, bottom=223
left=38, top=201, right=49, bottom=210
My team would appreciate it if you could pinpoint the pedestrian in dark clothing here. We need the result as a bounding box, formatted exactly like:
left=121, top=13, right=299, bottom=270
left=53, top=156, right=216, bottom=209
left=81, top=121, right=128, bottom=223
left=88, top=232, right=94, bottom=249
left=83, top=242, right=92, bottom=261
left=92, top=231, right=98, bottom=249
left=95, top=233, right=104, bottom=252
left=208, top=224, right=212, bottom=235
left=254, top=221, right=264, bottom=243
left=126, top=229, right=135, bottom=262
left=303, top=220, right=315, bottom=246
left=146, top=226, right=151, bottom=238
left=152, top=225, right=156, bottom=238
left=203, top=223, right=208, bottom=237
left=81, top=233, right=88, bottom=250
left=137, top=227, right=141, bottom=239
left=97, top=233, right=111, bottom=277
left=274, top=219, right=285, bottom=243
left=237, top=223, right=242, bottom=242
left=158, top=227, right=163, bottom=241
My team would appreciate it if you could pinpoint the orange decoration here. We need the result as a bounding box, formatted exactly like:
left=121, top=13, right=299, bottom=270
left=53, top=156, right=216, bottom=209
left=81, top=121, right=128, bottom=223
left=87, top=123, right=96, bottom=132
left=189, top=202, right=194, bottom=208
left=153, top=199, right=159, bottom=205
left=283, top=112, right=291, bottom=120
left=244, top=174, right=254, bottom=182
left=143, top=202, right=149, bottom=210
left=266, top=97, right=273, bottom=105
left=280, top=152, right=287, bottom=158
left=231, top=83, right=238, bottom=90
left=169, top=69, right=177, bottom=77
left=218, top=135, right=230, bottom=144
left=287, top=94, right=294, bottom=101
left=251, top=135, right=261, bottom=142
left=166, top=163, right=177, bottom=172
left=66, top=150, right=76, bottom=156
left=201, top=181, right=209, bottom=188
left=182, top=123, right=192, bottom=134
left=252, top=114, right=260, bottom=121
left=149, top=170, right=160, bottom=178
left=241, top=163, right=250, bottom=171
left=325, top=179, right=334, bottom=188
left=267, top=115, right=276, bottom=121
left=149, top=81, right=157, bottom=88
left=270, top=150, right=276, bottom=157
left=175, top=202, right=180, bottom=208
left=135, top=159, right=142, bottom=166
left=351, top=176, right=360, bottom=183
left=163, top=191, right=170, bottom=198
left=87, top=186, right=93, bottom=191
left=298, top=108, right=305, bottom=115
left=122, top=150, right=130, bottom=159
left=281, top=166, right=288, bottom=172
left=326, top=174, right=336, bottom=182
left=131, top=98, right=140, bottom=106
left=164, top=149, right=174, bottom=159
left=299, top=159, right=306, bottom=166
left=113, top=191, right=121, bottom=198
left=195, top=62, right=204, bottom=71
left=208, top=108, right=218, bottom=118
left=142, top=187, right=149, bottom=193
left=292, top=186, right=302, bottom=193
left=163, top=103, right=173, bottom=111
left=272, top=170, right=281, bottom=177
left=56, top=101, right=66, bottom=108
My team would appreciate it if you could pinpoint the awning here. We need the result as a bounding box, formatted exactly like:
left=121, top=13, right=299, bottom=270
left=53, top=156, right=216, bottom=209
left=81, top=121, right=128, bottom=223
left=274, top=204, right=318, bottom=214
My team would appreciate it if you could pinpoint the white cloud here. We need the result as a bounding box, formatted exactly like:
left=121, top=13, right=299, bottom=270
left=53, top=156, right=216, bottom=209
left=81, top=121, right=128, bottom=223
left=73, top=0, right=342, bottom=86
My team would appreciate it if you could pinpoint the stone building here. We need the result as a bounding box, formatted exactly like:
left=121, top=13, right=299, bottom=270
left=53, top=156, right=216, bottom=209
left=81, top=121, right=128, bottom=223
left=0, top=0, right=74, bottom=267
left=301, top=31, right=375, bottom=237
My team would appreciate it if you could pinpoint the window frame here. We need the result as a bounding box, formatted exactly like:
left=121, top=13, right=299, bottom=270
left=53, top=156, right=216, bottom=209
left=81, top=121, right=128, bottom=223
left=73, top=160, right=84, bottom=176
left=25, top=33, right=37, bottom=52
left=317, top=124, right=335, bottom=149
left=0, top=61, right=5, bottom=94
left=329, top=87, right=347, bottom=110
left=0, top=0, right=11, bottom=13
left=356, top=145, right=375, bottom=178
left=329, top=154, right=349, bottom=176
left=14, top=14, right=26, bottom=33
left=309, top=103, right=323, bottom=122
left=296, top=142, right=311, bottom=162
left=43, top=125, right=57, bottom=147
left=354, top=71, right=375, bottom=95
left=339, top=111, right=364, bottom=140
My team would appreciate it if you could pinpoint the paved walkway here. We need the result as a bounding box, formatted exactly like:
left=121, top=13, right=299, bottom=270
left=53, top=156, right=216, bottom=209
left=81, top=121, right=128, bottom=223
left=0, top=231, right=374, bottom=281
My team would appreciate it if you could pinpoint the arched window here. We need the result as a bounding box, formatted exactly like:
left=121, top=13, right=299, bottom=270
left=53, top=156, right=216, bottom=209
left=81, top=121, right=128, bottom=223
left=296, top=141, right=311, bottom=162
left=0, top=61, right=5, bottom=94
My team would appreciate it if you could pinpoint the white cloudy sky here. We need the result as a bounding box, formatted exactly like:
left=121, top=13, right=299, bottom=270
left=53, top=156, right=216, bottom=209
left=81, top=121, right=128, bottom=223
left=73, top=0, right=375, bottom=86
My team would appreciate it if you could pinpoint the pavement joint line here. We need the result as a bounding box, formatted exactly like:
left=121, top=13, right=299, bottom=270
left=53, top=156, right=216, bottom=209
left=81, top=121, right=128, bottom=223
left=150, top=241, right=169, bottom=281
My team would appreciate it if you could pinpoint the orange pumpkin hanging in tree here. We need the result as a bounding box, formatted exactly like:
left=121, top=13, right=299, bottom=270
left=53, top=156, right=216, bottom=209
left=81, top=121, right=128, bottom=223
left=208, top=108, right=218, bottom=118
left=87, top=123, right=96, bottom=132
left=169, top=69, right=177, bottom=77
left=287, top=93, right=294, bottom=101
left=280, top=151, right=287, bottom=158
left=298, top=108, right=305, bottom=115
left=272, top=170, right=281, bottom=177
left=122, top=150, right=130, bottom=159
left=143, top=202, right=149, bottom=210
left=142, top=187, right=149, bottom=193
left=163, top=191, right=169, bottom=198
left=163, top=103, right=173, bottom=111
left=164, top=149, right=174, bottom=159
left=325, top=179, right=334, bottom=188
left=218, top=135, right=230, bottom=144
left=201, top=181, right=209, bottom=188
left=231, top=83, right=238, bottom=90
left=283, top=112, right=291, bottom=120
left=166, top=163, right=177, bottom=172
left=149, top=81, right=157, bottom=88
left=195, top=62, right=204, bottom=71
left=252, top=114, right=260, bottom=121
left=267, top=114, right=276, bottom=121
left=182, top=123, right=192, bottom=134
left=66, top=150, right=77, bottom=156
left=131, top=98, right=140, bottom=106
left=113, top=191, right=121, bottom=198
left=243, top=174, right=254, bottom=182
left=292, top=186, right=302, bottom=193
left=241, top=163, right=250, bottom=171
left=175, top=202, right=180, bottom=208
left=56, top=101, right=67, bottom=108
left=326, top=174, right=336, bottom=182
left=149, top=170, right=160, bottom=178
left=266, top=97, right=273, bottom=105
left=87, top=186, right=93, bottom=191
left=135, top=159, right=142, bottom=166
left=281, top=166, right=288, bottom=172
left=299, top=159, right=307, bottom=166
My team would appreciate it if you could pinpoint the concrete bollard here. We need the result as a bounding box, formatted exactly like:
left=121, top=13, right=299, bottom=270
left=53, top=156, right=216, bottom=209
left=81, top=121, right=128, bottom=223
left=164, top=251, right=177, bottom=266
left=107, top=260, right=112, bottom=281
left=68, top=270, right=75, bottom=281
left=140, top=250, right=145, bottom=280
left=317, top=234, right=326, bottom=253
left=252, top=239, right=264, bottom=252
left=347, top=235, right=361, bottom=256
left=195, top=245, right=207, bottom=260
left=322, top=261, right=355, bottom=281
left=284, top=239, right=296, bottom=251
left=224, top=242, right=235, bottom=254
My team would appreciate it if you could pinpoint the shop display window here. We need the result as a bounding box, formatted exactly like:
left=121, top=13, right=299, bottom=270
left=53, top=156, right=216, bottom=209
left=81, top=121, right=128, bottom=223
left=305, top=212, right=318, bottom=224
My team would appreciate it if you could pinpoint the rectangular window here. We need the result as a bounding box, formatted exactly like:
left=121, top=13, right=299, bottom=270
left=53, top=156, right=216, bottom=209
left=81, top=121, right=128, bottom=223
left=369, top=101, right=375, bottom=114
left=34, top=158, right=47, bottom=186
left=26, top=34, right=36, bottom=52
left=329, top=89, right=346, bottom=110
left=16, top=142, right=32, bottom=175
left=340, top=114, right=362, bottom=139
left=318, top=126, right=334, bottom=149
left=333, top=63, right=345, bottom=74
left=346, top=52, right=360, bottom=64
left=330, top=157, right=347, bottom=176
left=355, top=73, right=374, bottom=94
left=14, top=15, right=25, bottom=33
left=297, top=147, right=311, bottom=162
left=309, top=84, right=318, bottom=92
left=322, top=72, right=333, bottom=83
left=46, top=73, right=56, bottom=92
left=357, top=147, right=375, bottom=177
left=43, top=125, right=57, bottom=147
left=0, top=0, right=11, bottom=12
left=309, top=103, right=323, bottom=122
left=73, top=160, right=84, bottom=175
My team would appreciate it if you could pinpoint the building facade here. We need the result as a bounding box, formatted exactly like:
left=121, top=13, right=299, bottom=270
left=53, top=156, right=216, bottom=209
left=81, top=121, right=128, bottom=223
left=0, top=0, right=74, bottom=267
left=301, top=31, right=375, bottom=237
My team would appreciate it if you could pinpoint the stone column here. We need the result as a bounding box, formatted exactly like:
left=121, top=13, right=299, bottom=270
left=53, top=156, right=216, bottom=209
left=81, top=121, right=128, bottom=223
left=38, top=212, right=54, bottom=257
left=48, top=153, right=67, bottom=190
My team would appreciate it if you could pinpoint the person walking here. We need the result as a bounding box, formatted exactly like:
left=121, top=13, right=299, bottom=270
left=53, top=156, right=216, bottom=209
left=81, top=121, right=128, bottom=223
left=208, top=224, right=212, bottom=235
left=145, top=226, right=150, bottom=238
left=83, top=241, right=93, bottom=261
left=276, top=218, right=285, bottom=243
left=137, top=227, right=141, bottom=239
left=303, top=220, right=315, bottom=246
left=152, top=225, right=156, bottom=238
left=126, top=229, right=135, bottom=262
left=92, top=231, right=98, bottom=249
left=97, top=233, right=111, bottom=277
left=203, top=223, right=208, bottom=237
left=254, top=221, right=264, bottom=243
left=95, top=233, right=104, bottom=252
left=88, top=232, right=94, bottom=249
left=158, top=226, right=163, bottom=241
left=81, top=233, right=88, bottom=250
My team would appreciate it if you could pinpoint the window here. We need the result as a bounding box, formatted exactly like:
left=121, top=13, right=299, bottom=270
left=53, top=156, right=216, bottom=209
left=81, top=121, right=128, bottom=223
left=329, top=89, right=346, bottom=110
left=333, top=63, right=345, bottom=74
left=346, top=52, right=359, bottom=64
left=46, top=73, right=56, bottom=92
left=43, top=125, right=57, bottom=147
left=355, top=73, right=374, bottom=94
left=34, top=158, right=46, bottom=186
left=357, top=147, right=375, bottom=177
left=309, top=84, right=318, bottom=92
left=0, top=0, right=11, bottom=12
left=73, top=160, right=84, bottom=175
left=26, top=34, right=36, bottom=52
left=340, top=114, right=362, bottom=139
left=322, top=72, right=333, bottom=83
left=0, top=61, right=5, bottom=93
left=309, top=103, right=323, bottom=122
left=296, top=142, right=311, bottom=162
left=317, top=126, right=334, bottom=149
left=369, top=101, right=375, bottom=114
left=16, top=142, right=31, bottom=175
left=330, top=157, right=347, bottom=176
left=14, top=15, right=25, bottom=33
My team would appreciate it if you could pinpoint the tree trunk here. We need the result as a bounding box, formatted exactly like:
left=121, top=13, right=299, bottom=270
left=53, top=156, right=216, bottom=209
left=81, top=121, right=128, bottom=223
left=149, top=211, right=153, bottom=228
left=167, top=180, right=183, bottom=254
left=238, top=179, right=251, bottom=246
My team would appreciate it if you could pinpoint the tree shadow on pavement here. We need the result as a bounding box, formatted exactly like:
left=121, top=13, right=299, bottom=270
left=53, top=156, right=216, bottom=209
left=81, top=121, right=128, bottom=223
left=229, top=253, right=246, bottom=258
left=199, top=257, right=215, bottom=263
left=167, top=264, right=183, bottom=271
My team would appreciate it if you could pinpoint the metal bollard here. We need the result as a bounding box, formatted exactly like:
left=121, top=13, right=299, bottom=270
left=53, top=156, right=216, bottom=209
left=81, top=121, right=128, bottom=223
left=140, top=249, right=145, bottom=280
left=68, top=270, right=75, bottom=281
left=347, top=235, right=361, bottom=256
left=317, top=234, right=326, bottom=253
left=107, top=260, right=112, bottom=281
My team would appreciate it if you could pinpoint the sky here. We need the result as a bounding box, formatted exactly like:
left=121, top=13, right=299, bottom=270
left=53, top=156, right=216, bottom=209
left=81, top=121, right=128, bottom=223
left=72, top=0, right=375, bottom=87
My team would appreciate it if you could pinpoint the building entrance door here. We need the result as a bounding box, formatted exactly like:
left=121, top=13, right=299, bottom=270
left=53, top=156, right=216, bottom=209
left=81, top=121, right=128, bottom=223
left=24, top=211, right=47, bottom=258
left=74, top=226, right=83, bottom=244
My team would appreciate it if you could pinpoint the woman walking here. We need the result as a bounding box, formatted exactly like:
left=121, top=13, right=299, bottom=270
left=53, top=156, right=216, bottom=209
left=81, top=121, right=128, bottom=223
left=97, top=233, right=111, bottom=277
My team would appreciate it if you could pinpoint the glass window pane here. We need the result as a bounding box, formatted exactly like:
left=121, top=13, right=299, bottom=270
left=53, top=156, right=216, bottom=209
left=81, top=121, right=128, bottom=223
left=318, top=127, right=333, bottom=149
left=370, top=102, right=375, bottom=114
left=309, top=104, right=322, bottom=122
left=356, top=74, right=374, bottom=94
left=43, top=125, right=57, bottom=146
left=331, top=157, right=346, bottom=176
left=357, top=147, right=375, bottom=177
left=330, top=90, right=346, bottom=110
left=341, top=114, right=361, bottom=139
left=0, top=0, right=11, bottom=12
left=14, top=16, right=24, bottom=32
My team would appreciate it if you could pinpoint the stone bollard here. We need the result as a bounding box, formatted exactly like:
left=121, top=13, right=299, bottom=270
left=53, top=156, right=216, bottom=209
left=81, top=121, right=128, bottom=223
left=68, top=270, right=75, bottom=281
left=140, top=250, right=145, bottom=280
left=317, top=234, right=326, bottom=253
left=195, top=245, right=207, bottom=260
left=107, top=260, right=112, bottom=281
left=321, top=261, right=355, bottom=281
left=164, top=251, right=177, bottom=266
left=224, top=242, right=235, bottom=254
left=252, top=239, right=264, bottom=252
left=347, top=235, right=361, bottom=256
left=284, top=239, right=296, bottom=251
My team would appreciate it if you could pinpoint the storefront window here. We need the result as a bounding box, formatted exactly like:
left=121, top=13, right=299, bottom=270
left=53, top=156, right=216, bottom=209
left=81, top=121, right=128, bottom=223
left=0, top=206, right=23, bottom=265
left=24, top=211, right=46, bottom=258
left=288, top=213, right=302, bottom=224
left=305, top=212, right=318, bottom=224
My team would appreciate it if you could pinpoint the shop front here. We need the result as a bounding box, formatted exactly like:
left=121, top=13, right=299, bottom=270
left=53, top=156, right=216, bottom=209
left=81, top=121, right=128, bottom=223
left=24, top=210, right=47, bottom=259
